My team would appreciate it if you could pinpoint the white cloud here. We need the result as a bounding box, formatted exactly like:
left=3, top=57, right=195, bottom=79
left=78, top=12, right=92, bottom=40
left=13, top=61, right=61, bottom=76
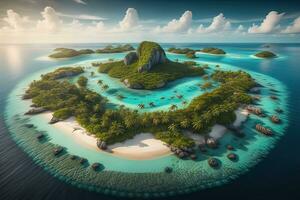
left=86, top=21, right=105, bottom=32
left=248, top=11, right=284, bottom=33
left=282, top=16, right=300, bottom=33
left=3, top=9, right=31, bottom=31
left=57, top=13, right=107, bottom=21
left=119, top=8, right=139, bottom=31
left=36, top=7, right=62, bottom=32
left=197, top=13, right=231, bottom=34
left=155, top=11, right=192, bottom=33
left=73, top=0, right=86, bottom=5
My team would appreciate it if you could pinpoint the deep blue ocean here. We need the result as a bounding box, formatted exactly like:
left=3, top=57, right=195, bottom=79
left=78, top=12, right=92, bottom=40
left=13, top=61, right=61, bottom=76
left=0, top=43, right=299, bottom=200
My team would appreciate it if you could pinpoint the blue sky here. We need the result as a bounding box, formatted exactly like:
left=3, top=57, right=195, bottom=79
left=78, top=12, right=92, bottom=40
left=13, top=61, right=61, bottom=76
left=0, top=0, right=299, bottom=43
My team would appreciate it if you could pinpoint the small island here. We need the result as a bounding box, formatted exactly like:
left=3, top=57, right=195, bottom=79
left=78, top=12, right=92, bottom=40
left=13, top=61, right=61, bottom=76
left=200, top=47, right=226, bottom=55
left=95, top=44, right=134, bottom=53
left=49, top=44, right=135, bottom=58
left=49, top=48, right=95, bottom=58
left=168, top=47, right=198, bottom=59
left=97, top=41, right=204, bottom=89
left=254, top=51, right=277, bottom=58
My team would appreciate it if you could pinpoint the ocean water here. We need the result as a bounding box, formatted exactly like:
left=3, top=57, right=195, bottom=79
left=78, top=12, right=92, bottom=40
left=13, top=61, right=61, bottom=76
left=0, top=43, right=300, bottom=200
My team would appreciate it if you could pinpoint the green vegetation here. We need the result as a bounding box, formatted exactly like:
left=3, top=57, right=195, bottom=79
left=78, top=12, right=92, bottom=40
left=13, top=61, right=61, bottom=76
left=168, top=47, right=195, bottom=54
left=41, top=67, right=84, bottom=80
left=98, top=41, right=204, bottom=89
left=53, top=108, right=73, bottom=120
left=49, top=48, right=94, bottom=58
left=99, top=60, right=204, bottom=89
left=77, top=76, right=88, bottom=87
left=168, top=47, right=197, bottom=59
left=155, top=130, right=195, bottom=148
left=25, top=64, right=255, bottom=149
left=255, top=51, right=277, bottom=58
left=200, top=47, right=226, bottom=55
left=182, top=61, right=197, bottom=66
left=137, top=41, right=165, bottom=67
left=95, top=44, right=134, bottom=53
left=49, top=44, right=134, bottom=58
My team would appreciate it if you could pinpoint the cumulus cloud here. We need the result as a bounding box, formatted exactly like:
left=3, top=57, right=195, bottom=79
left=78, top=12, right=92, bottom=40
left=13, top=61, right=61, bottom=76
left=282, top=16, right=300, bottom=33
left=3, top=9, right=30, bottom=30
left=197, top=13, right=231, bottom=34
left=119, top=8, right=139, bottom=31
left=57, top=13, right=107, bottom=21
left=37, top=7, right=62, bottom=32
left=248, top=11, right=284, bottom=33
left=73, top=0, right=86, bottom=5
left=155, top=11, right=192, bottom=33
left=86, top=21, right=105, bottom=32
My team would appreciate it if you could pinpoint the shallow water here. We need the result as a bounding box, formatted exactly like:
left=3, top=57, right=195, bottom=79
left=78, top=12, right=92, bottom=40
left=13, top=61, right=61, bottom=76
left=0, top=43, right=300, bottom=199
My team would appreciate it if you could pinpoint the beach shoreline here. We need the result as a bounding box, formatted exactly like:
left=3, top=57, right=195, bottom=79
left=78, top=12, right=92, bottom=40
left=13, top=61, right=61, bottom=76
left=39, top=112, right=172, bottom=160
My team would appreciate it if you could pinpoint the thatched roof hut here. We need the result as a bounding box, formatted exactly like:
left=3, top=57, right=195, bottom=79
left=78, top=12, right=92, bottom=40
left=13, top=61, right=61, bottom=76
left=255, top=124, right=273, bottom=136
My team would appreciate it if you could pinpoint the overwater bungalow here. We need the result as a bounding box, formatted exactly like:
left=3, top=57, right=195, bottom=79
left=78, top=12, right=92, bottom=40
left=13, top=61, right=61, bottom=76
left=255, top=124, right=273, bottom=136
left=270, top=115, right=281, bottom=124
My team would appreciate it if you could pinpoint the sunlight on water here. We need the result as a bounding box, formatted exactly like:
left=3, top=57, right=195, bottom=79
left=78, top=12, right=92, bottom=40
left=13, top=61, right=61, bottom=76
left=3, top=45, right=23, bottom=76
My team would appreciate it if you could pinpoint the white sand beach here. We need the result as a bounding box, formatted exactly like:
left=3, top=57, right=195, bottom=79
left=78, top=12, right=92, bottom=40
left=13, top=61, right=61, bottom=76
left=37, top=107, right=248, bottom=159
left=40, top=112, right=170, bottom=160
left=108, top=133, right=171, bottom=159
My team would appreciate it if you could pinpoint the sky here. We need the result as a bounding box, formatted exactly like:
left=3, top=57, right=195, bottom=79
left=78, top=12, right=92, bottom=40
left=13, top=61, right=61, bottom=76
left=0, top=0, right=300, bottom=43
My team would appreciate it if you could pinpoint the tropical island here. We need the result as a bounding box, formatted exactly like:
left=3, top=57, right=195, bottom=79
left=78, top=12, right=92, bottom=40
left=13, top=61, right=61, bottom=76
left=23, top=41, right=260, bottom=160
left=96, top=41, right=204, bottom=89
left=167, top=47, right=198, bottom=59
left=49, top=44, right=135, bottom=58
left=167, top=47, right=226, bottom=58
left=200, top=47, right=226, bottom=55
left=9, top=39, right=288, bottom=197
left=254, top=51, right=277, bottom=58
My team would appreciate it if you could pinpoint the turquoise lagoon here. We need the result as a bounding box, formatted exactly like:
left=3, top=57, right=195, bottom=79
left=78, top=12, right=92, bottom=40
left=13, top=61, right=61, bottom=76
left=4, top=48, right=289, bottom=198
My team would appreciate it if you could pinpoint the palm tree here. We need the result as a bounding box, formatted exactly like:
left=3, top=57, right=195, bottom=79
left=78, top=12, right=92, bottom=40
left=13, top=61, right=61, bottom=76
left=124, top=117, right=135, bottom=129
left=97, top=80, right=103, bottom=85
left=161, top=113, right=170, bottom=124
left=141, top=115, right=149, bottom=127
left=192, top=120, right=203, bottom=131
left=169, top=104, right=178, bottom=111
left=138, top=104, right=145, bottom=109
left=152, top=118, right=160, bottom=126
left=168, top=124, right=177, bottom=132
left=101, top=84, right=109, bottom=90
left=180, top=119, right=189, bottom=128
left=149, top=102, right=155, bottom=107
